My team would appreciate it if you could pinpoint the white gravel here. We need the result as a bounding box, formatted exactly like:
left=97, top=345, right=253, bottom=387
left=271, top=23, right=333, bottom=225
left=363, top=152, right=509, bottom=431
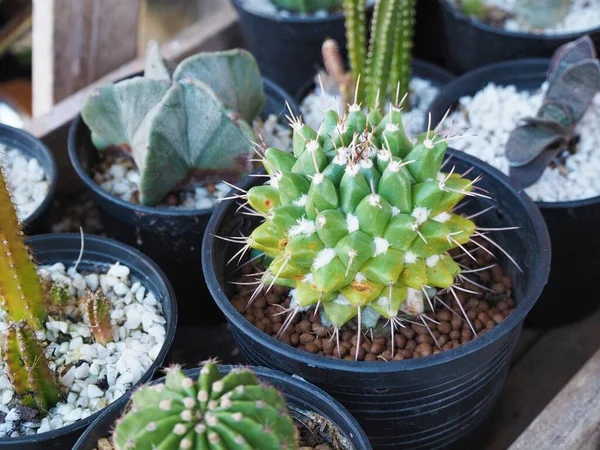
left=0, top=262, right=166, bottom=437
left=443, top=82, right=600, bottom=202
left=0, top=144, right=50, bottom=221
left=455, top=0, right=600, bottom=34
left=95, top=115, right=292, bottom=209
left=300, top=76, right=440, bottom=138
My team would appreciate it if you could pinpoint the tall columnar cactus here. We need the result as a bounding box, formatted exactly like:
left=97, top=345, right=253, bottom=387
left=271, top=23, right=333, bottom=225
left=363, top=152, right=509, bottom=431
left=113, top=363, right=297, bottom=450
left=271, top=0, right=342, bottom=13
left=83, top=290, right=114, bottom=345
left=333, top=0, right=415, bottom=108
left=3, top=321, right=60, bottom=412
left=0, top=168, right=46, bottom=330
left=81, top=42, right=266, bottom=206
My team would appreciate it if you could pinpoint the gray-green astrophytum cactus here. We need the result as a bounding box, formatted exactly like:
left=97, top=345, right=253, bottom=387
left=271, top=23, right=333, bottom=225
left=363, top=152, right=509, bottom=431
left=113, top=363, right=297, bottom=450
left=81, top=42, right=265, bottom=206
left=226, top=101, right=521, bottom=358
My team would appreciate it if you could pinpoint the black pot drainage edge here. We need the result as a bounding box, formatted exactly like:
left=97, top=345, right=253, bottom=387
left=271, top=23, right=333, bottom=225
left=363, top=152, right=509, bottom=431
left=202, top=152, right=550, bottom=449
left=73, top=365, right=372, bottom=450
left=231, top=0, right=375, bottom=96
left=294, top=58, right=455, bottom=106
left=0, top=233, right=177, bottom=450
left=68, top=76, right=299, bottom=327
left=437, top=0, right=600, bottom=74
left=0, top=124, right=58, bottom=234
left=428, top=58, right=600, bottom=328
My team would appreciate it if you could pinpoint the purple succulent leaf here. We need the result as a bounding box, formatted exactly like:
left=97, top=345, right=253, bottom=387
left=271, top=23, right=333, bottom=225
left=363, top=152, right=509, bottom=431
left=506, top=122, right=566, bottom=167
left=547, top=35, right=596, bottom=83
left=509, top=146, right=563, bottom=188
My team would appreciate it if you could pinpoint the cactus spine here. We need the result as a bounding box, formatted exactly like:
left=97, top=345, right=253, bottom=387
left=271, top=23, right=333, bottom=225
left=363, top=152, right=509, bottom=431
left=0, top=169, right=46, bottom=330
left=3, top=321, right=60, bottom=412
left=113, top=363, right=297, bottom=450
left=83, top=290, right=114, bottom=345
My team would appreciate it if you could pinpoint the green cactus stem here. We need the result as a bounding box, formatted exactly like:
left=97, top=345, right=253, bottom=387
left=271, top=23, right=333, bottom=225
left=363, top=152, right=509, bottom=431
left=81, top=42, right=265, bottom=206
left=0, top=168, right=46, bottom=331
left=113, top=363, right=297, bottom=450
left=344, top=0, right=367, bottom=99
left=272, top=0, right=342, bottom=13
left=231, top=106, right=520, bottom=358
left=83, top=290, right=114, bottom=345
left=3, top=321, right=61, bottom=412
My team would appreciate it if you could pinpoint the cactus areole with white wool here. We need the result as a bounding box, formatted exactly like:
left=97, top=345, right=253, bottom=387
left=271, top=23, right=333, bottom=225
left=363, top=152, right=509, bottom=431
left=240, top=105, right=485, bottom=330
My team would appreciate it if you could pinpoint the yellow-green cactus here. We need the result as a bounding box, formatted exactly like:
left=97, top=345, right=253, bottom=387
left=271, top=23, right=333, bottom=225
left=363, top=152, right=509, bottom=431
left=113, top=363, right=297, bottom=450
left=3, top=321, right=60, bottom=412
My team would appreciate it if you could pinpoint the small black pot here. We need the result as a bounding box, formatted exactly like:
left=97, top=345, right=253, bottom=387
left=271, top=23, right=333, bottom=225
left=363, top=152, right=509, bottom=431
left=232, top=0, right=375, bottom=95
left=203, top=152, right=550, bottom=449
left=0, top=124, right=57, bottom=233
left=68, top=77, right=299, bottom=326
left=438, top=0, right=600, bottom=74
left=294, top=58, right=455, bottom=105
left=0, top=233, right=177, bottom=450
left=428, top=58, right=600, bottom=328
left=73, top=365, right=372, bottom=450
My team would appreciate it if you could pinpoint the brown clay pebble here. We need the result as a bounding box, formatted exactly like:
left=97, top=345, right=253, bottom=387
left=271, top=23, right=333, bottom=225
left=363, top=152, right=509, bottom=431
left=380, top=349, right=393, bottom=361
left=313, top=324, right=328, bottom=337
left=493, top=313, right=505, bottom=324
left=299, top=333, right=314, bottom=344
left=492, top=282, right=505, bottom=294
left=437, top=310, right=451, bottom=321
left=474, top=319, right=483, bottom=332
left=479, top=301, right=490, bottom=312
left=449, top=330, right=460, bottom=341
left=291, top=334, right=299, bottom=346
left=451, top=317, right=462, bottom=330
left=364, top=353, right=377, bottom=361
left=416, top=334, right=433, bottom=345
left=437, top=335, right=449, bottom=347
left=486, top=320, right=496, bottom=329
left=266, top=293, right=280, bottom=305
left=405, top=340, right=417, bottom=351
left=502, top=276, right=512, bottom=288
left=477, top=312, right=489, bottom=323
left=412, top=323, right=428, bottom=335
left=296, top=320, right=311, bottom=334
left=437, top=321, right=451, bottom=334
left=467, top=309, right=477, bottom=320
left=371, top=341, right=385, bottom=354
left=480, top=270, right=491, bottom=282
left=304, top=343, right=319, bottom=353
left=393, top=353, right=405, bottom=361
left=416, top=343, right=433, bottom=356
left=400, top=327, right=415, bottom=339
left=394, top=334, right=407, bottom=349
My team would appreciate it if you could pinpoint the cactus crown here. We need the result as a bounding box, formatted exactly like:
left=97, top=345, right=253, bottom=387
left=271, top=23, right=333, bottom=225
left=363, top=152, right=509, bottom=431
left=113, top=363, right=297, bottom=450
left=81, top=42, right=266, bottom=206
left=271, top=0, right=342, bottom=13
left=324, top=0, right=415, bottom=109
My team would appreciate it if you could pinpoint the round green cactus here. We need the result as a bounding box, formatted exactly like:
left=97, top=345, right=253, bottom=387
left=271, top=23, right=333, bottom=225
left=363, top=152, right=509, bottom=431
left=240, top=106, right=483, bottom=330
left=113, top=363, right=297, bottom=450
left=271, top=0, right=342, bottom=13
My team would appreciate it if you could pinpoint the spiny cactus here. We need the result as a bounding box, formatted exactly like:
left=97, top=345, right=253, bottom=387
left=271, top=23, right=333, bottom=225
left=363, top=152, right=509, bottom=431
left=226, top=104, right=520, bottom=358
left=113, top=363, right=297, bottom=450
left=81, top=42, right=265, bottom=206
left=3, top=321, right=60, bottom=412
left=0, top=168, right=46, bottom=331
left=324, top=0, right=415, bottom=109
left=271, top=0, right=342, bottom=13
left=83, top=290, right=114, bottom=345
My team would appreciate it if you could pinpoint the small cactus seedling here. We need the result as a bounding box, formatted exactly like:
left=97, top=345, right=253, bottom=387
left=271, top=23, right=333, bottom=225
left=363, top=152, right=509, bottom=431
left=113, top=363, right=297, bottom=450
left=0, top=168, right=46, bottom=331
left=323, top=0, right=416, bottom=109
left=83, top=290, right=114, bottom=345
left=226, top=104, right=521, bottom=358
left=3, top=321, right=60, bottom=412
left=271, top=0, right=342, bottom=13
left=81, top=42, right=266, bottom=206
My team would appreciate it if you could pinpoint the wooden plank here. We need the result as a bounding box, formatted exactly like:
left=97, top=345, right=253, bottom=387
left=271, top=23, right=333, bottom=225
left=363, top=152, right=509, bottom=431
left=509, top=347, right=600, bottom=450
left=485, top=307, right=600, bottom=450
left=32, top=0, right=142, bottom=117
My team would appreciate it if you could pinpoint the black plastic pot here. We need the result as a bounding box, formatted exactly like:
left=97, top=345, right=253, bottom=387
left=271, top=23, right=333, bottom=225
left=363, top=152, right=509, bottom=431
left=428, top=58, right=600, bottom=328
left=0, top=123, right=57, bottom=233
left=68, top=77, right=299, bottom=326
left=438, top=0, right=600, bottom=74
left=73, top=365, right=372, bottom=450
left=203, top=152, right=550, bottom=449
left=294, top=58, right=455, bottom=105
left=0, top=233, right=177, bottom=449
left=232, top=0, right=375, bottom=95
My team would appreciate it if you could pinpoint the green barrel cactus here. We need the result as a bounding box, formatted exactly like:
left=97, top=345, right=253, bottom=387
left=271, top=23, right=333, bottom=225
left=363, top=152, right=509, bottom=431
left=272, top=0, right=342, bottom=13
left=113, top=363, right=297, bottom=450
left=81, top=42, right=266, bottom=206
left=242, top=107, right=479, bottom=329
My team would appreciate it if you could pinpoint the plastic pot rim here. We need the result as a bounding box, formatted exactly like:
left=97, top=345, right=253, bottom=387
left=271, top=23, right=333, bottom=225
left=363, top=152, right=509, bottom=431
left=231, top=0, right=348, bottom=24
left=428, top=57, right=600, bottom=211
left=439, top=0, right=600, bottom=42
left=67, top=76, right=299, bottom=219
left=0, top=233, right=178, bottom=446
left=202, top=149, right=551, bottom=374
left=0, top=123, right=58, bottom=228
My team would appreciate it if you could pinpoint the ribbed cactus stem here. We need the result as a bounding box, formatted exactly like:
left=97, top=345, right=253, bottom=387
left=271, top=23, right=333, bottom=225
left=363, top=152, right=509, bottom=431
left=0, top=168, right=46, bottom=330
left=3, top=321, right=60, bottom=412
left=388, top=0, right=415, bottom=102
left=343, top=0, right=367, bottom=102
left=113, top=363, right=297, bottom=450
left=83, top=290, right=114, bottom=345
left=365, top=0, right=400, bottom=109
